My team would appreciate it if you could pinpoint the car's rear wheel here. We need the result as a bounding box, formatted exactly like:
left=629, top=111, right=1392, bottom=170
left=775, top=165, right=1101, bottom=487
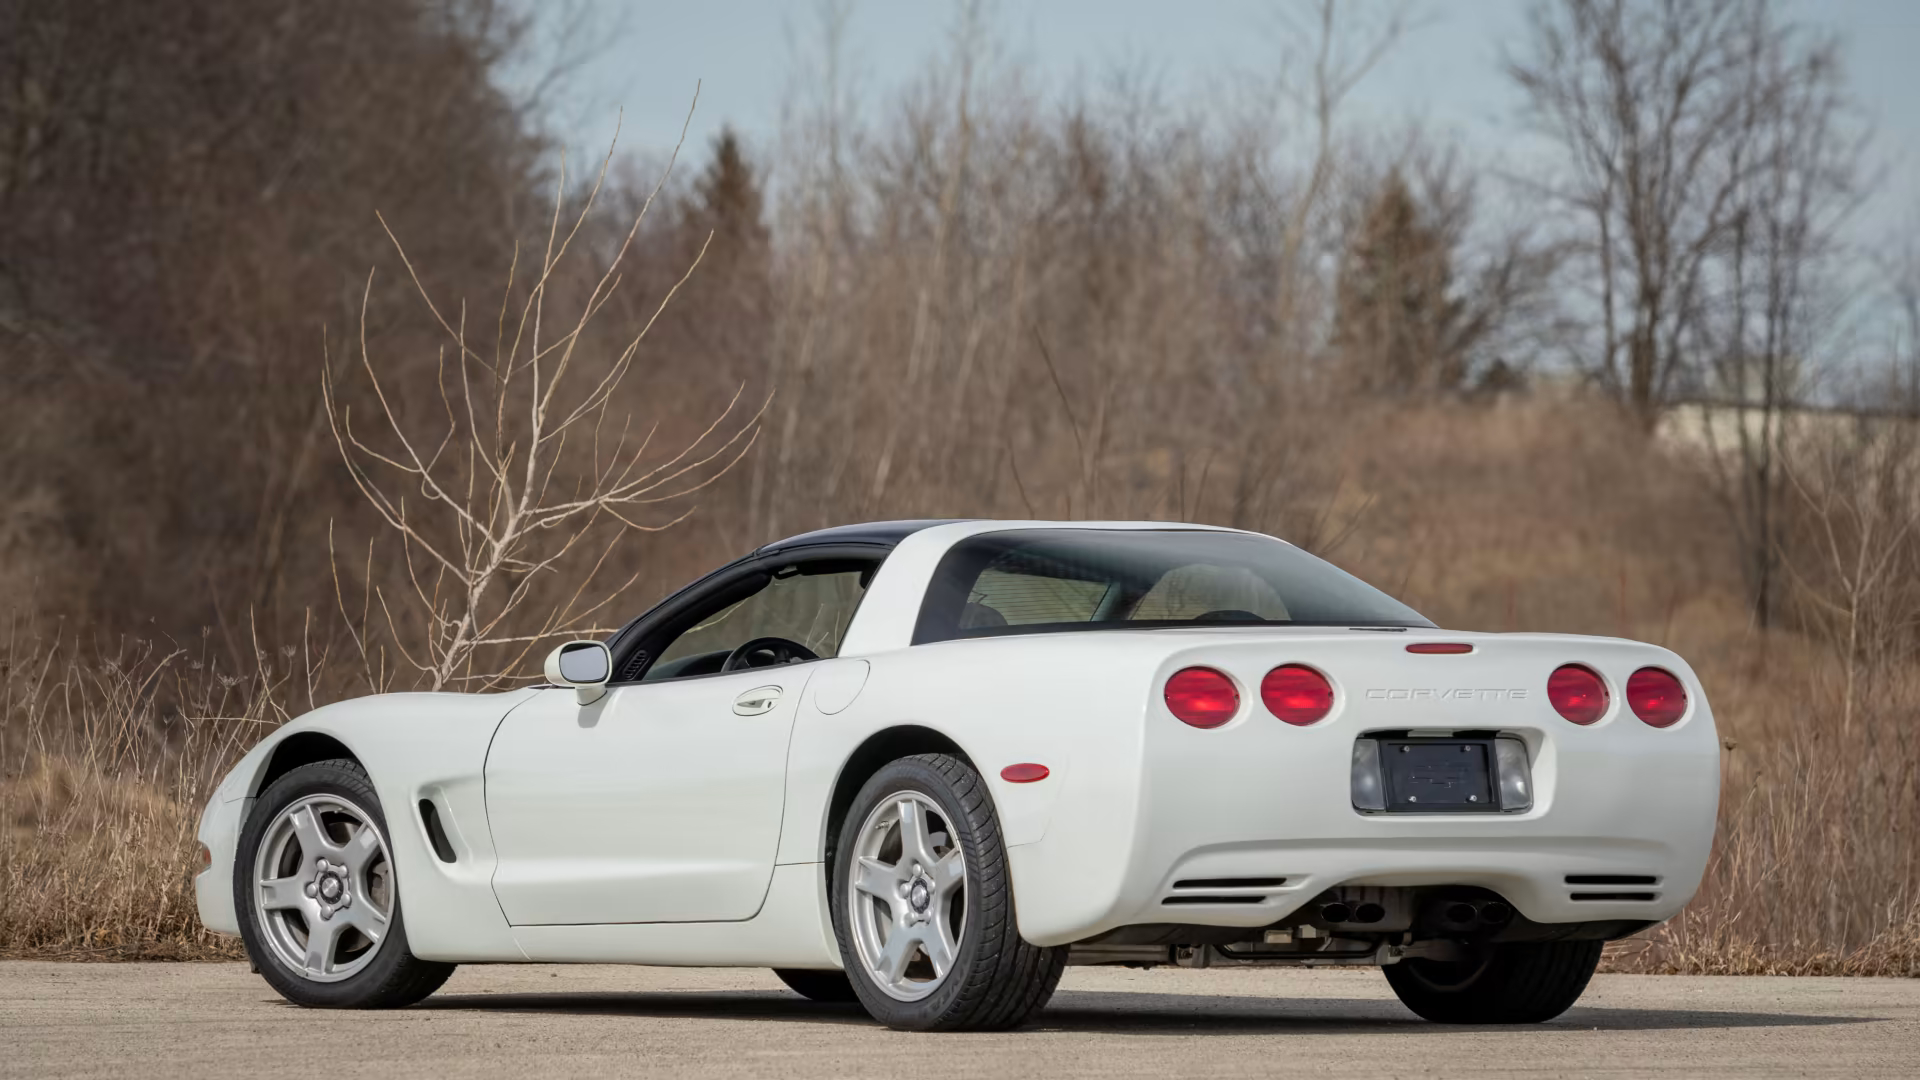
left=772, top=968, right=860, bottom=1002
left=830, top=754, right=1065, bottom=1031
left=235, top=758, right=455, bottom=1008
left=1384, top=939, right=1604, bottom=1023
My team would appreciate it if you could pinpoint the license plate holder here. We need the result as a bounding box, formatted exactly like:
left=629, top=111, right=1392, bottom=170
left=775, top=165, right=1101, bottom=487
left=1379, top=738, right=1499, bottom=813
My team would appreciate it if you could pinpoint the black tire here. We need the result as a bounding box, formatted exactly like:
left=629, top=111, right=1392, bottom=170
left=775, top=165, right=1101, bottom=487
left=829, top=754, right=1066, bottom=1031
left=234, top=758, right=455, bottom=1008
left=772, top=968, right=861, bottom=1003
left=1384, top=939, right=1604, bottom=1024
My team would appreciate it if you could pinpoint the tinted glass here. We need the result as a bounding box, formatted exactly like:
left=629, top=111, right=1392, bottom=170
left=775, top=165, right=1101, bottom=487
left=646, top=566, right=869, bottom=680
left=914, top=529, right=1428, bottom=643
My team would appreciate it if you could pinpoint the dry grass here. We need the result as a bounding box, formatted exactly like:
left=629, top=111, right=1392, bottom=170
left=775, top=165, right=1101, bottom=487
left=0, top=632, right=266, bottom=959
left=1609, top=716, right=1920, bottom=976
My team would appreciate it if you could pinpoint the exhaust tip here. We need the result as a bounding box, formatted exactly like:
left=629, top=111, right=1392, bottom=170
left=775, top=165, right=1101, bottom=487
left=1481, top=901, right=1513, bottom=925
left=1320, top=902, right=1354, bottom=924
left=1354, top=902, right=1386, bottom=924
left=1442, top=901, right=1477, bottom=926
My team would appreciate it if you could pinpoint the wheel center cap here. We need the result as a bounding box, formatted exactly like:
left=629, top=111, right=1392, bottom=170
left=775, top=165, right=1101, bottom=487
left=909, top=878, right=931, bottom=913
left=303, top=857, right=352, bottom=920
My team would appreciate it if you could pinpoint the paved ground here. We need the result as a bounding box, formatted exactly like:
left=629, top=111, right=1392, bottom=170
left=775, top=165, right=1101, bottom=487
left=2, top=962, right=1915, bottom=1079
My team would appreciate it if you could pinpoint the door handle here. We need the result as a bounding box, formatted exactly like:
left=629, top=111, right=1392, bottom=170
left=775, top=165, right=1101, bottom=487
left=733, top=685, right=782, bottom=716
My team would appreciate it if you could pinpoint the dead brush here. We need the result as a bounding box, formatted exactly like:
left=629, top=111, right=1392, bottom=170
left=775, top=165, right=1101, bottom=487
left=0, top=628, right=278, bottom=958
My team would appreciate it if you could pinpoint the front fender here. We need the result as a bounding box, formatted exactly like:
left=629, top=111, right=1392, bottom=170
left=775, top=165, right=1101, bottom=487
left=194, top=689, right=541, bottom=961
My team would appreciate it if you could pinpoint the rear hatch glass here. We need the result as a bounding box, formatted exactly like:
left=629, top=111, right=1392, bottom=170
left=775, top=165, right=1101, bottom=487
left=913, top=528, right=1431, bottom=644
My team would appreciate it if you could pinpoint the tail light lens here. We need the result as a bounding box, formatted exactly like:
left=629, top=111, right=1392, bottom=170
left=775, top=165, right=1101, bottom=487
left=1626, top=667, right=1688, bottom=727
left=1547, top=664, right=1608, bottom=725
left=1261, top=664, right=1335, bottom=725
left=1165, top=667, right=1239, bottom=728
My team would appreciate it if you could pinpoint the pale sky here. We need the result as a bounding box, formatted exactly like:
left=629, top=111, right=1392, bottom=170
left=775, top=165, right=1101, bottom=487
left=523, top=1, right=1920, bottom=240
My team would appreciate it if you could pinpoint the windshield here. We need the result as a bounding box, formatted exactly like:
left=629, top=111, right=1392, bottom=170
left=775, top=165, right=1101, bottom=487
left=912, top=528, right=1430, bottom=644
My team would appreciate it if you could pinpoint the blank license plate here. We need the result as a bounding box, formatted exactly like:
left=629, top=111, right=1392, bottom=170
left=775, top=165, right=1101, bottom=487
left=1380, top=739, right=1498, bottom=813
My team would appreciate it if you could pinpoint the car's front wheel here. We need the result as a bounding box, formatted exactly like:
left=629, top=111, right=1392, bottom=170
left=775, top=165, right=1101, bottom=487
left=234, top=758, right=455, bottom=1008
left=830, top=753, right=1066, bottom=1031
left=1384, top=939, right=1604, bottom=1023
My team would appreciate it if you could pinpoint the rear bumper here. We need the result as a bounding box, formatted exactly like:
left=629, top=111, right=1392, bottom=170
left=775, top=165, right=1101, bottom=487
left=1014, top=816, right=1709, bottom=947
left=1142, top=833, right=1693, bottom=927
left=1007, top=648, right=1720, bottom=946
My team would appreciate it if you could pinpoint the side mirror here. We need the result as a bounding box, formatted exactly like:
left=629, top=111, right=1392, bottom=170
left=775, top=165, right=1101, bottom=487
left=543, top=640, right=611, bottom=705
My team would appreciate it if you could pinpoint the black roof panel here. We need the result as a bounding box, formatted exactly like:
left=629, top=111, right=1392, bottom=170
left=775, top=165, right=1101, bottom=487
left=757, top=519, right=968, bottom=556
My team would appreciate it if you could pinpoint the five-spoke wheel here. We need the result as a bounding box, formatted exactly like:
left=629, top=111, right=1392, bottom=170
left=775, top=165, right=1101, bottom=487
left=847, top=791, right=968, bottom=1001
left=235, top=758, right=454, bottom=1008
left=253, top=794, right=393, bottom=982
left=830, top=754, right=1065, bottom=1030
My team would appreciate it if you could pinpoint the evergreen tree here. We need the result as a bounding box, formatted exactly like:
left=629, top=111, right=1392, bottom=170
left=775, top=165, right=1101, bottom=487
left=1332, top=171, right=1468, bottom=395
left=689, top=126, right=770, bottom=267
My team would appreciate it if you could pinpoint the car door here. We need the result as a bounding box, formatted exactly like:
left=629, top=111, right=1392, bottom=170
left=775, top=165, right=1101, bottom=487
left=484, top=557, right=872, bottom=925
left=484, top=668, right=811, bottom=924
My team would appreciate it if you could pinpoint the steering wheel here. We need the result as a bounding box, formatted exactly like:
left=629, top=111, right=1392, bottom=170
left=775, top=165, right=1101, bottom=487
left=722, top=636, right=820, bottom=672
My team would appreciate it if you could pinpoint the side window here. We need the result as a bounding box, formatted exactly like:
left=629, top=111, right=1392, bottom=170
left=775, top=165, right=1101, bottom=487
left=644, top=563, right=871, bottom=681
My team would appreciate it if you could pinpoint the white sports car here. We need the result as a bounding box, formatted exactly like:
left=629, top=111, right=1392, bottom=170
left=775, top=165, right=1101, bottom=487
left=196, top=520, right=1719, bottom=1030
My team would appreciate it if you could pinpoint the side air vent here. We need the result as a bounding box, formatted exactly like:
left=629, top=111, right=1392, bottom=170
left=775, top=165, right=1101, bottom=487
left=1570, top=892, right=1657, bottom=902
left=419, top=799, right=457, bottom=863
left=1565, top=874, right=1658, bottom=886
left=1162, top=894, right=1267, bottom=906
left=1173, top=877, right=1288, bottom=890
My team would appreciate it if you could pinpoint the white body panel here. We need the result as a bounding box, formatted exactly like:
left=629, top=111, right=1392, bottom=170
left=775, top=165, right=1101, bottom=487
left=198, top=520, right=1721, bottom=967
left=486, top=666, right=812, bottom=925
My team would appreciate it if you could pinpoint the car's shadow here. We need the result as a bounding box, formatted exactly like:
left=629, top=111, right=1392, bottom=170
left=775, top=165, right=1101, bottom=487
left=418, top=988, right=1877, bottom=1034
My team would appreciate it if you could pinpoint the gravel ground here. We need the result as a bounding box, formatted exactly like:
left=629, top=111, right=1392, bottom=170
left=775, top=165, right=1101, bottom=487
left=2, top=961, right=1915, bottom=1078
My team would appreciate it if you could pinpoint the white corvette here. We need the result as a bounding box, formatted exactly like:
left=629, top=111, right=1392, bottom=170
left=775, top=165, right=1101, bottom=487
left=196, top=520, right=1719, bottom=1030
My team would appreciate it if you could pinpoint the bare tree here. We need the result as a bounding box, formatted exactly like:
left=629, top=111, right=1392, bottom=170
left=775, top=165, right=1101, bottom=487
left=1508, top=0, right=1820, bottom=426
left=1696, top=10, right=1864, bottom=628
left=1512, top=0, right=1866, bottom=627
left=1225, top=0, right=1410, bottom=533
left=1260, top=0, right=1411, bottom=346
left=325, top=103, right=762, bottom=691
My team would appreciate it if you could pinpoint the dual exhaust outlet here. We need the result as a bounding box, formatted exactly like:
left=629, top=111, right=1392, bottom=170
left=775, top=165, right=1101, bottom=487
left=1314, top=897, right=1513, bottom=930
left=1317, top=900, right=1387, bottom=925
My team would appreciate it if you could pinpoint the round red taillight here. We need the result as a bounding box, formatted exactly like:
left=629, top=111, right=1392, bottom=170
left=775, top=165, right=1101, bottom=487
left=1626, top=667, right=1687, bottom=728
left=1261, top=664, right=1335, bottom=726
left=1547, top=664, right=1609, bottom=725
left=1165, top=667, right=1239, bottom=728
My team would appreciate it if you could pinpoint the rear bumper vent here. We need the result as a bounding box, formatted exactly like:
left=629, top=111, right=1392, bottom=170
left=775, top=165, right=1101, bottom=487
left=1565, top=874, right=1658, bottom=886
left=1565, top=874, right=1658, bottom=902
left=1161, top=877, right=1287, bottom=906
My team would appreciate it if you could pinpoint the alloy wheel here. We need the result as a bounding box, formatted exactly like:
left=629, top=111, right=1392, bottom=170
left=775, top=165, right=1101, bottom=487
left=846, top=790, right=968, bottom=1002
left=252, top=794, right=394, bottom=983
